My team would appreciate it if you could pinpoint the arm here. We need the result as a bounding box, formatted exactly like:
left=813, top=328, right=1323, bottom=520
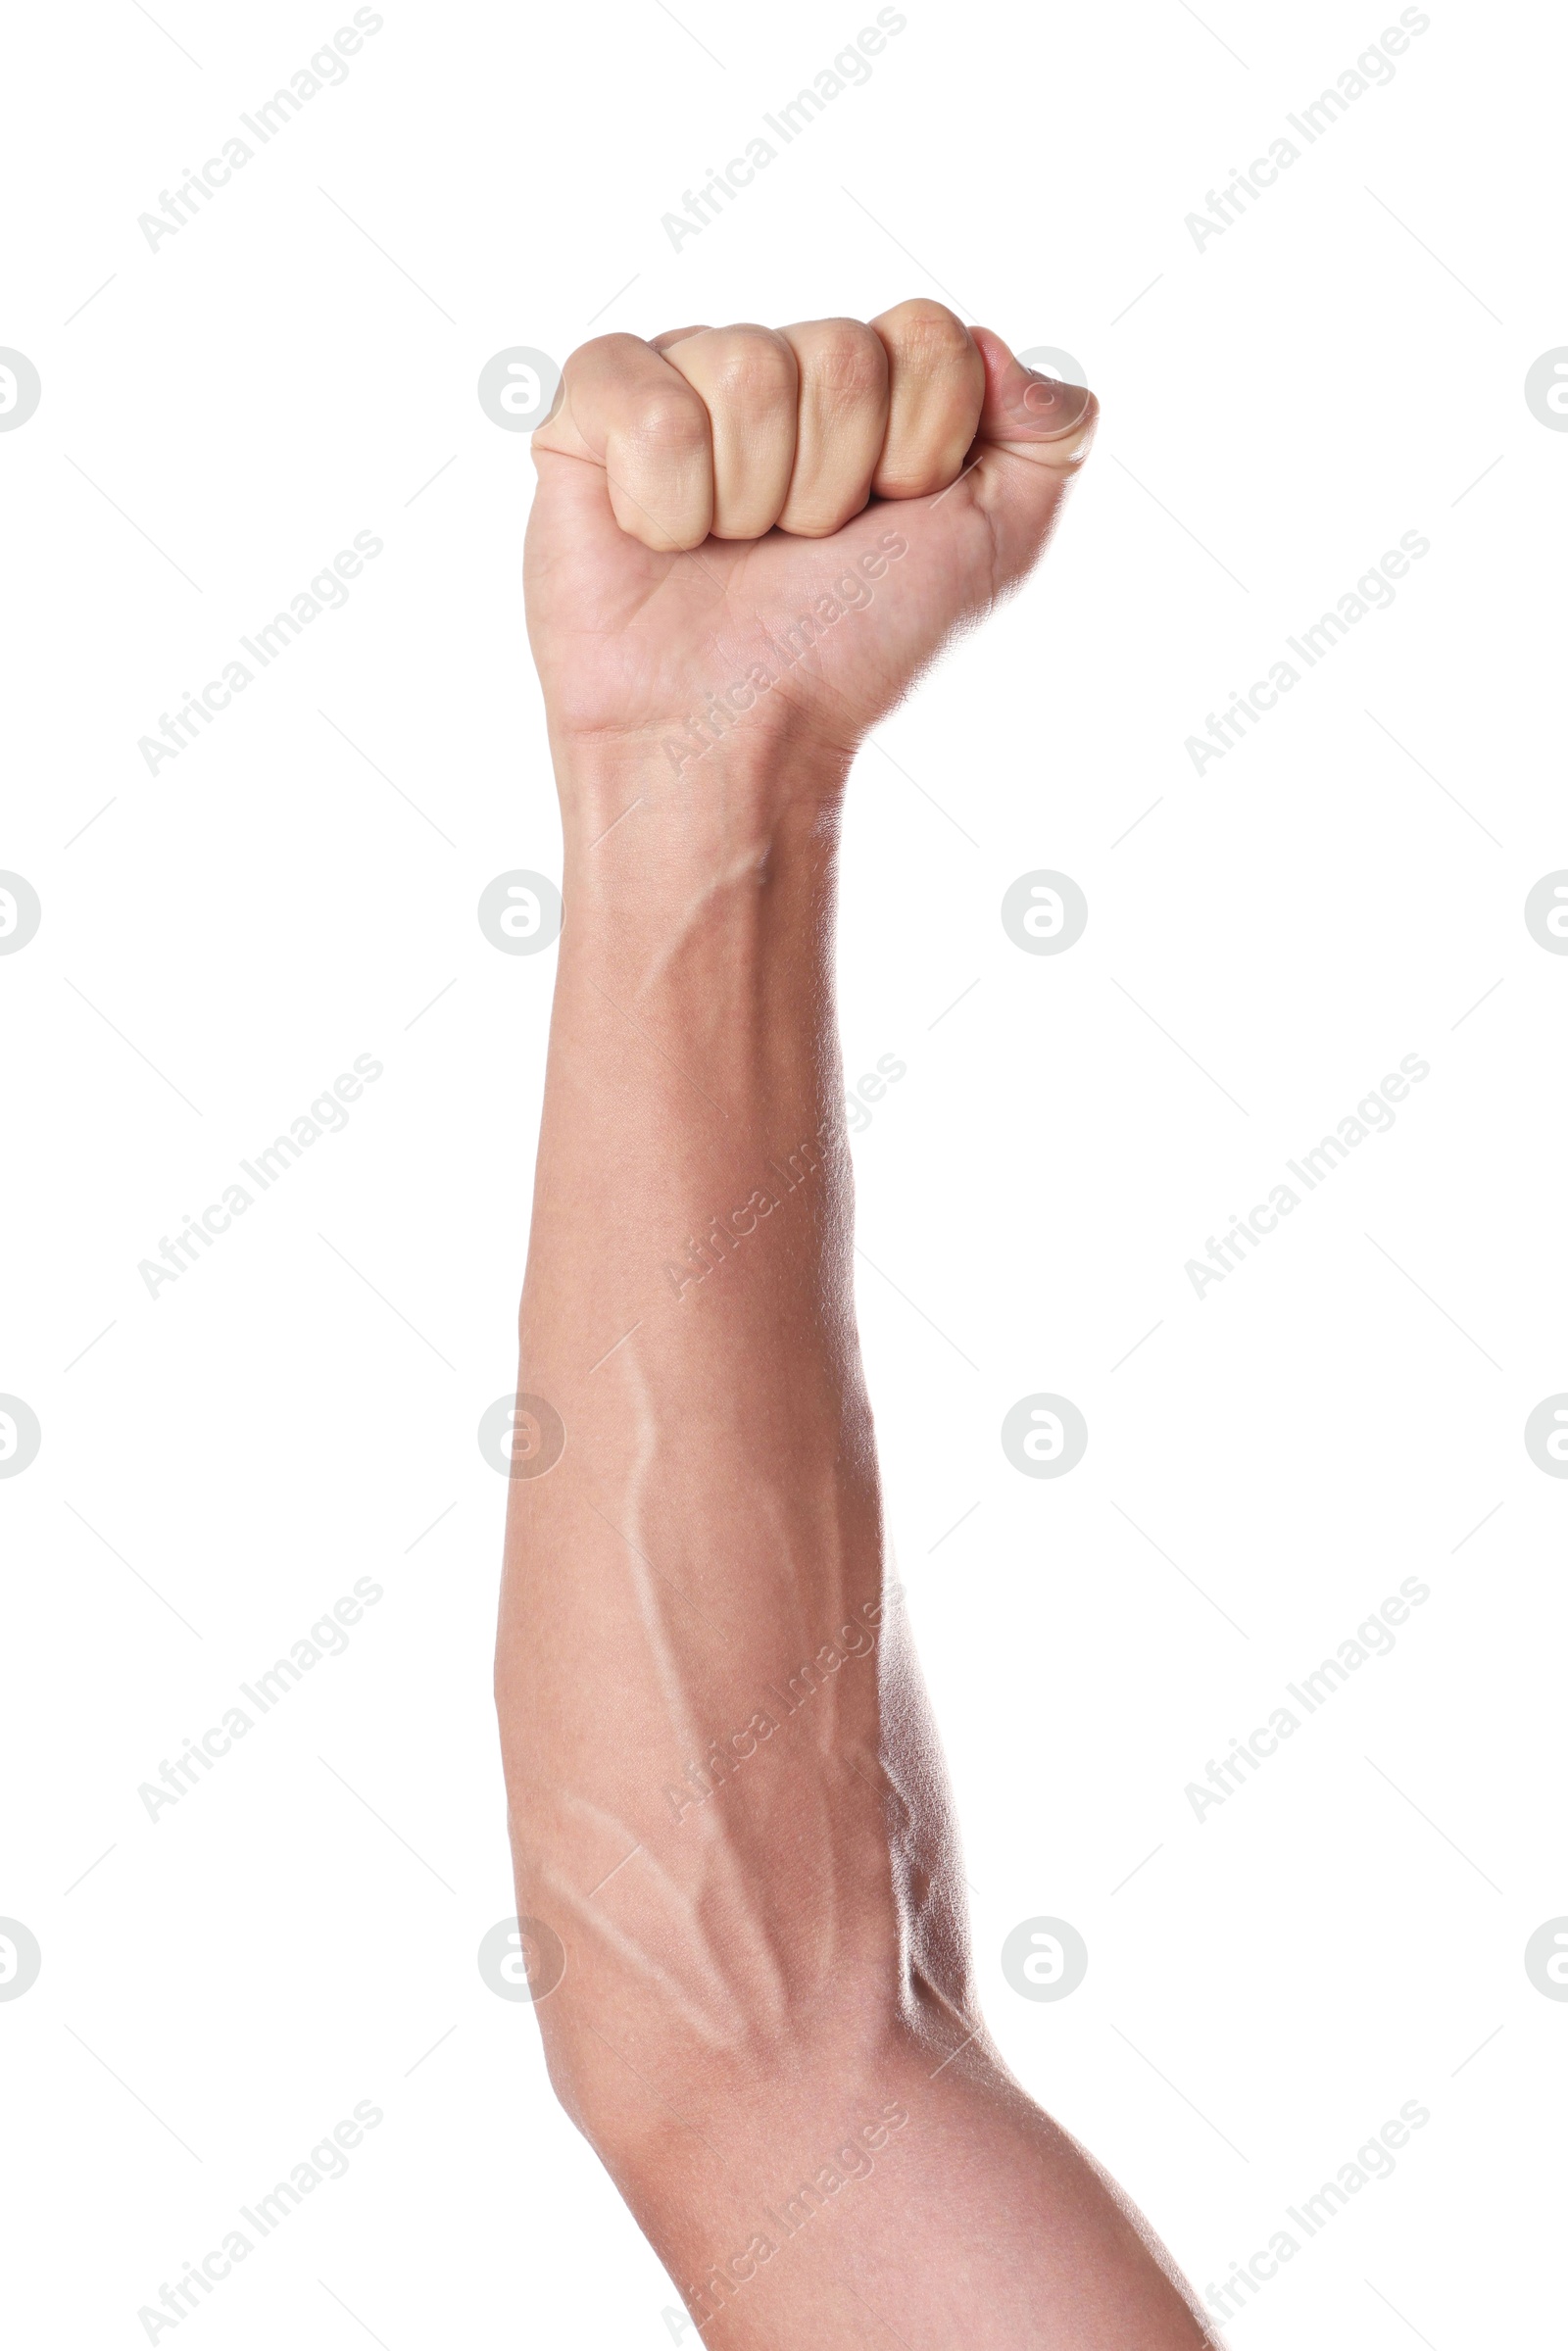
left=495, top=302, right=1219, bottom=2347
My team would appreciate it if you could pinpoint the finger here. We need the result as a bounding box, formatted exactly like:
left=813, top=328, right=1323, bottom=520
left=867, top=299, right=986, bottom=499
left=660, top=324, right=799, bottom=540
left=964, top=326, right=1099, bottom=585
left=774, top=317, right=889, bottom=538
left=531, top=332, right=713, bottom=552
left=649, top=325, right=710, bottom=353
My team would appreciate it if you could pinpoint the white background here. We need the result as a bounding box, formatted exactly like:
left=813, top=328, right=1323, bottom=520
left=3, top=0, right=1564, bottom=2343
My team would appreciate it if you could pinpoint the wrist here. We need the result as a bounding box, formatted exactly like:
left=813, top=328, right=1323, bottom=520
left=550, top=732, right=844, bottom=1003
left=551, top=724, right=854, bottom=859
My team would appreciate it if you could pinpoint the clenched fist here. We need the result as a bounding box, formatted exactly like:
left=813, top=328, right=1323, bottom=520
left=524, top=300, right=1096, bottom=797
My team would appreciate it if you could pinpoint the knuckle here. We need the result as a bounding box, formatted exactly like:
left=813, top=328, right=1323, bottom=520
left=798, top=319, right=887, bottom=401
left=705, top=327, right=796, bottom=406
left=886, top=301, right=976, bottom=374
left=631, top=387, right=710, bottom=463
left=566, top=330, right=645, bottom=378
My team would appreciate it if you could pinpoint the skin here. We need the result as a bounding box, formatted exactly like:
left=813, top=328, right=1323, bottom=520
left=495, top=299, right=1223, bottom=2347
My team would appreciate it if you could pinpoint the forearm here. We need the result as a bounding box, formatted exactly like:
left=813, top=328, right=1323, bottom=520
left=496, top=748, right=944, bottom=2136
left=528, top=747, right=858, bottom=1415
left=497, top=745, right=1215, bottom=2346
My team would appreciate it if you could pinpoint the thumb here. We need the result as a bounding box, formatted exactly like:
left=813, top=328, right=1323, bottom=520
left=965, top=326, right=1098, bottom=580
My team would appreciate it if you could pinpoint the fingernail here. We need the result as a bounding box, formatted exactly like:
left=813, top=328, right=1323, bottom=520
left=1009, top=371, right=1093, bottom=438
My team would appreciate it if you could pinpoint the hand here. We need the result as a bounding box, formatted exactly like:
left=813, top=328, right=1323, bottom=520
left=525, top=301, right=1097, bottom=792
